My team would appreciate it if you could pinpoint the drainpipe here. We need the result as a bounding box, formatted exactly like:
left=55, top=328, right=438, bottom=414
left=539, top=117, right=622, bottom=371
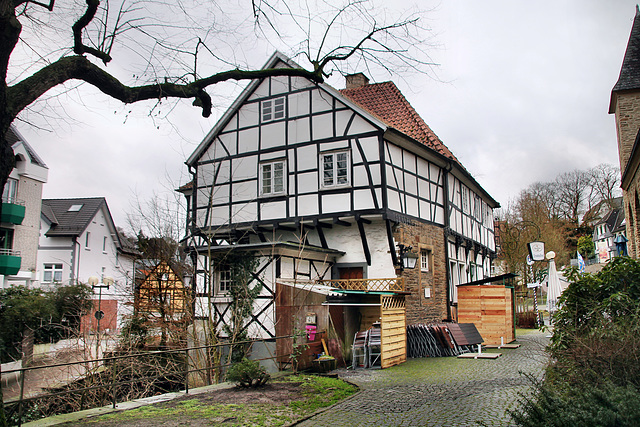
left=71, top=237, right=77, bottom=284
left=72, top=236, right=81, bottom=285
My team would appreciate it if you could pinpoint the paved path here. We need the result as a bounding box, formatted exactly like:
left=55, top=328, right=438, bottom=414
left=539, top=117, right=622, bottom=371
left=297, top=330, right=549, bottom=427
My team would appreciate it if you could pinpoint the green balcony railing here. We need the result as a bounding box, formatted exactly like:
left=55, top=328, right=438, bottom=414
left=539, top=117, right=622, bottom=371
left=0, top=249, right=21, bottom=275
left=1, top=200, right=26, bottom=225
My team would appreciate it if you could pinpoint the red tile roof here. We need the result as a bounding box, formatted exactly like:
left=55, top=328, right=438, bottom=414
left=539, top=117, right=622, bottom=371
left=340, top=81, right=459, bottom=164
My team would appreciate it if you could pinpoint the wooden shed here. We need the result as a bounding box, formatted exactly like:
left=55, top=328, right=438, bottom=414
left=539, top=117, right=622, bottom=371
left=320, top=278, right=408, bottom=369
left=456, top=274, right=517, bottom=345
left=275, top=278, right=408, bottom=370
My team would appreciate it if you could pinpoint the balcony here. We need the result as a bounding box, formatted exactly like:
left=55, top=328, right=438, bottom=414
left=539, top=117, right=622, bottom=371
left=0, top=248, right=21, bottom=276
left=1, top=198, right=26, bottom=225
left=318, top=278, right=405, bottom=293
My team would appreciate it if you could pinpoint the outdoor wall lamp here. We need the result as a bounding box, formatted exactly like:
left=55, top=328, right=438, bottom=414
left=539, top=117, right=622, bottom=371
left=397, top=244, right=418, bottom=270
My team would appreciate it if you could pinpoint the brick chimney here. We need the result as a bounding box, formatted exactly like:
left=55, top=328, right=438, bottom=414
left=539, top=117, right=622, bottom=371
left=345, top=73, right=369, bottom=89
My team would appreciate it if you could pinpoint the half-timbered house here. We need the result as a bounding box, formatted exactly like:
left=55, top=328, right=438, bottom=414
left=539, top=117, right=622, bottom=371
left=183, top=52, right=499, bottom=366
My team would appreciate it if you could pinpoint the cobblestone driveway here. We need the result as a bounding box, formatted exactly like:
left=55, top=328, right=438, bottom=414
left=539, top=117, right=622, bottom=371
left=296, top=330, right=549, bottom=427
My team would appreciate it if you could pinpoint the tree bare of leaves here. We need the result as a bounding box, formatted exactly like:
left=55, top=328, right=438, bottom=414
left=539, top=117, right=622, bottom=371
left=498, top=164, right=622, bottom=283
left=0, top=0, right=435, bottom=199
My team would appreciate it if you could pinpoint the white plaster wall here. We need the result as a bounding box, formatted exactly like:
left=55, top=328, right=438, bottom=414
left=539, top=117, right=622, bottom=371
left=37, top=207, right=135, bottom=328
left=322, top=219, right=396, bottom=279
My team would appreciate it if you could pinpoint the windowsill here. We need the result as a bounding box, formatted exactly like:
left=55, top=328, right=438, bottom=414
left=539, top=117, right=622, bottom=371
left=319, top=184, right=352, bottom=191
left=259, top=193, right=287, bottom=201
left=261, top=117, right=286, bottom=124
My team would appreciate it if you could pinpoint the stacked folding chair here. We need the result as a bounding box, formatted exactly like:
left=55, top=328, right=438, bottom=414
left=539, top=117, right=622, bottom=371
left=367, top=326, right=382, bottom=368
left=406, top=323, right=481, bottom=358
left=351, top=331, right=368, bottom=368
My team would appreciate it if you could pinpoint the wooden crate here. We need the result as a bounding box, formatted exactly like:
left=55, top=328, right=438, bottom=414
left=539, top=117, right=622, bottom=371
left=457, top=285, right=514, bottom=345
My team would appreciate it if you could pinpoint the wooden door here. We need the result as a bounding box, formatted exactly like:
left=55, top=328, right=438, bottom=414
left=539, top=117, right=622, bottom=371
left=338, top=267, right=363, bottom=280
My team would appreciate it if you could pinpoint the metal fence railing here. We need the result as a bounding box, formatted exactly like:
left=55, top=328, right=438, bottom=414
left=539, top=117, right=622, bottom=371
left=2, top=334, right=295, bottom=426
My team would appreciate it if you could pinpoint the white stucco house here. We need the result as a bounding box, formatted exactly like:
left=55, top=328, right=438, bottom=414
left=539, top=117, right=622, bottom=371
left=182, top=51, right=499, bottom=360
left=1, top=125, right=49, bottom=288
left=38, top=197, right=138, bottom=331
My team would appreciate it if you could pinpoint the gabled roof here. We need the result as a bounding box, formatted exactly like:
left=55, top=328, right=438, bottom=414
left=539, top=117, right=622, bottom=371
left=186, top=51, right=498, bottom=207
left=610, top=6, right=640, bottom=113
left=340, top=82, right=459, bottom=163
left=8, top=125, right=47, bottom=168
left=187, top=51, right=388, bottom=166
left=41, top=197, right=115, bottom=238
left=587, top=197, right=623, bottom=224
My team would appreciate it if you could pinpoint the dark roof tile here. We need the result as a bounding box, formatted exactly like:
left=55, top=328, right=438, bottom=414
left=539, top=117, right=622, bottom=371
left=611, top=7, right=640, bottom=111
left=42, top=197, right=107, bottom=237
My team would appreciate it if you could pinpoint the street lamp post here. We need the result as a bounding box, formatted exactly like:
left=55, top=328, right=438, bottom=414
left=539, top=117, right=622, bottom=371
left=88, top=276, right=114, bottom=359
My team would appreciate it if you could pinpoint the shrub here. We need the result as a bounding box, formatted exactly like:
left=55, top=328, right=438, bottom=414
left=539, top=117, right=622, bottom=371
left=510, top=377, right=640, bottom=426
left=510, top=257, right=640, bottom=425
left=550, top=257, right=640, bottom=388
left=226, top=358, right=270, bottom=388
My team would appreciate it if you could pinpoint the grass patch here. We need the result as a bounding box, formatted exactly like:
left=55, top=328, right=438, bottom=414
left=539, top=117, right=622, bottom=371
left=289, top=375, right=358, bottom=413
left=81, top=374, right=357, bottom=426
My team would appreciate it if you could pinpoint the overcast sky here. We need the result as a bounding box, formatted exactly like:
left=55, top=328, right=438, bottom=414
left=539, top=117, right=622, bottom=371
left=14, top=1, right=639, bottom=231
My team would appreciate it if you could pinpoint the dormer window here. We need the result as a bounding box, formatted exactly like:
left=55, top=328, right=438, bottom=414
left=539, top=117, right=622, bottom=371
left=262, top=97, right=285, bottom=122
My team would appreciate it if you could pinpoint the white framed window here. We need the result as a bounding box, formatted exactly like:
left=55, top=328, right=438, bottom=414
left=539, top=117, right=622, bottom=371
left=421, top=249, right=430, bottom=272
left=262, top=97, right=285, bottom=122
left=218, top=265, right=232, bottom=293
left=260, top=160, right=286, bottom=196
left=85, top=232, right=91, bottom=250
left=102, top=236, right=108, bottom=253
left=2, top=178, right=18, bottom=203
left=459, top=263, right=467, bottom=284
left=321, top=150, right=350, bottom=187
left=43, top=263, right=63, bottom=283
left=0, top=228, right=13, bottom=251
left=461, top=186, right=469, bottom=213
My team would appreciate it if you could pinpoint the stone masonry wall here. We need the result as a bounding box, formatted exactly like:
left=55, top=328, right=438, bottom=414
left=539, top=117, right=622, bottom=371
left=615, top=93, right=640, bottom=172
left=615, top=92, right=640, bottom=258
left=394, top=221, right=448, bottom=324
left=623, top=179, right=639, bottom=258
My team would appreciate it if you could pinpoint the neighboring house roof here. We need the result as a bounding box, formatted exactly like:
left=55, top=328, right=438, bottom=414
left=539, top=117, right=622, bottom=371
left=584, top=197, right=623, bottom=226
left=176, top=181, right=193, bottom=193
left=594, top=204, right=625, bottom=240
left=610, top=6, right=640, bottom=113
left=40, top=198, right=125, bottom=250
left=340, top=82, right=459, bottom=163
left=613, top=215, right=627, bottom=235
left=8, top=125, right=48, bottom=169
left=42, top=197, right=107, bottom=236
left=118, top=230, right=141, bottom=257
